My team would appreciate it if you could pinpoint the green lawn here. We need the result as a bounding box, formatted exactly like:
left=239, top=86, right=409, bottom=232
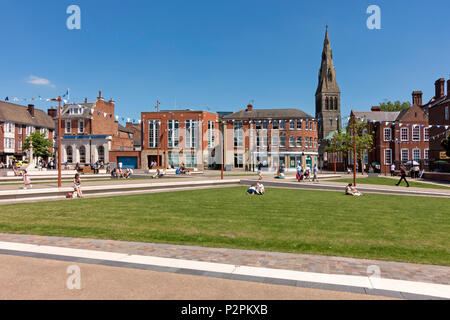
left=0, top=187, right=449, bottom=265
left=331, top=176, right=450, bottom=190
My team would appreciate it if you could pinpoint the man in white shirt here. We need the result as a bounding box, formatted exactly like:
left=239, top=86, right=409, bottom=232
left=390, top=164, right=396, bottom=176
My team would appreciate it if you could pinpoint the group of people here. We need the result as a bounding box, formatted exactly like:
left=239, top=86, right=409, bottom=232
left=296, top=163, right=319, bottom=182
left=111, top=167, right=133, bottom=179
left=246, top=182, right=265, bottom=196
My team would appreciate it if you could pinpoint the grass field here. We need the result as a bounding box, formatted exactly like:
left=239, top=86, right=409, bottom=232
left=0, top=187, right=448, bottom=265
left=331, top=176, right=450, bottom=190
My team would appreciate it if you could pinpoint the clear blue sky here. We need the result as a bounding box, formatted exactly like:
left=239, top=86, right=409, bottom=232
left=1, top=0, right=449, bottom=123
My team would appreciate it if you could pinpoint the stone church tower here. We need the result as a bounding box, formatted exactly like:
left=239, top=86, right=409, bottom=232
left=315, top=26, right=341, bottom=160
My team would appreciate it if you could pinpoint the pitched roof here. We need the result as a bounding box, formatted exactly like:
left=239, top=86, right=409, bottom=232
left=118, top=124, right=133, bottom=134
left=223, top=108, right=314, bottom=120
left=0, top=101, right=55, bottom=129
left=352, top=111, right=400, bottom=122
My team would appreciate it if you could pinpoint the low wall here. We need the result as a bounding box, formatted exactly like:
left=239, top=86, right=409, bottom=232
left=422, top=172, right=450, bottom=182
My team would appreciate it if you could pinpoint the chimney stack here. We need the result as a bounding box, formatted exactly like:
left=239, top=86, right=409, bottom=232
left=412, top=91, right=423, bottom=106
left=371, top=106, right=381, bottom=112
left=435, top=78, right=445, bottom=99
left=98, top=91, right=103, bottom=100
left=246, top=104, right=253, bottom=112
left=47, top=107, right=57, bottom=118
left=27, top=104, right=35, bottom=117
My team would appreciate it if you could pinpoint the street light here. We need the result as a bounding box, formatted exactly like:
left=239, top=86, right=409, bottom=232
left=51, top=96, right=62, bottom=188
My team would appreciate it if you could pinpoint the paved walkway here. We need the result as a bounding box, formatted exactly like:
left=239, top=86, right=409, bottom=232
left=0, top=254, right=389, bottom=300
left=0, top=233, right=448, bottom=286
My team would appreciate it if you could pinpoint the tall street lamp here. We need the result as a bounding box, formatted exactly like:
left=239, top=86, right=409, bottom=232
left=51, top=96, right=62, bottom=188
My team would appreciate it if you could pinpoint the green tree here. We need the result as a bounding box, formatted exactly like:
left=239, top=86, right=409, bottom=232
left=379, top=100, right=411, bottom=112
left=345, top=116, right=374, bottom=173
left=442, top=136, right=450, bottom=157
left=23, top=131, right=53, bottom=162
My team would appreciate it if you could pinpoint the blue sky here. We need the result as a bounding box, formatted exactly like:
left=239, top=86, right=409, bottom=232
left=1, top=0, right=449, bottom=123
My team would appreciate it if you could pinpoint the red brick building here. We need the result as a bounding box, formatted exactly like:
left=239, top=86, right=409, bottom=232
left=351, top=96, right=429, bottom=174
left=420, top=78, right=450, bottom=164
left=0, top=102, right=55, bottom=166
left=141, top=110, right=219, bottom=170
left=223, top=104, right=319, bottom=171
left=48, top=91, right=140, bottom=168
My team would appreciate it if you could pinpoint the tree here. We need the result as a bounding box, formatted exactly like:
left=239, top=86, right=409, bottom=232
left=379, top=100, right=411, bottom=112
left=442, top=136, right=450, bottom=157
left=345, top=116, right=374, bottom=173
left=23, top=131, right=53, bottom=162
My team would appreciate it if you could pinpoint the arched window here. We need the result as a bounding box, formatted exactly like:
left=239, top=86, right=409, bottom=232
left=334, top=97, right=338, bottom=110
left=66, top=146, right=73, bottom=163
left=79, top=146, right=86, bottom=163
left=325, top=97, right=329, bottom=110
left=98, top=146, right=105, bottom=162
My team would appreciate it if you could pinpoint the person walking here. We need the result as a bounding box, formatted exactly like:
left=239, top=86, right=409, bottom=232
left=396, top=166, right=410, bottom=187
left=390, top=163, right=396, bottom=176
left=73, top=173, right=83, bottom=198
left=312, top=164, right=319, bottom=183
left=22, top=170, right=32, bottom=189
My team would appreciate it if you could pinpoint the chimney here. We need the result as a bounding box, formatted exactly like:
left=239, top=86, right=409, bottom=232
left=27, top=104, right=35, bottom=117
left=47, top=107, right=57, bottom=118
left=98, top=90, right=104, bottom=100
left=246, top=104, right=253, bottom=112
left=435, top=78, right=445, bottom=99
left=412, top=91, right=423, bottom=106
left=371, top=106, right=381, bottom=112
left=448, top=79, right=450, bottom=97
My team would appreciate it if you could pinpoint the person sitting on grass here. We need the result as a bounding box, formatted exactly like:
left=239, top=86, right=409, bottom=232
left=125, top=167, right=133, bottom=179
left=73, top=173, right=83, bottom=198
left=111, top=168, right=118, bottom=179
left=345, top=183, right=362, bottom=196
left=246, top=185, right=257, bottom=195
left=152, top=168, right=162, bottom=179
left=255, top=182, right=265, bottom=195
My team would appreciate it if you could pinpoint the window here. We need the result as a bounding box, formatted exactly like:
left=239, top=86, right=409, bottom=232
left=208, top=121, right=215, bottom=148
left=185, top=120, right=197, bottom=148
left=280, top=135, right=286, bottom=147
left=401, top=149, right=409, bottom=162
left=309, top=121, right=313, bottom=130
left=424, top=127, right=429, bottom=141
left=26, top=125, right=34, bottom=136
left=297, top=120, right=302, bottom=130
left=78, top=120, right=84, bottom=134
left=401, top=127, right=408, bottom=141
left=412, top=126, right=420, bottom=141
left=262, top=121, right=268, bottom=130
left=234, top=121, right=243, bottom=147
left=305, top=137, right=309, bottom=148
left=289, top=120, right=295, bottom=130
left=384, top=128, right=392, bottom=141
left=385, top=149, right=392, bottom=165
left=148, top=120, right=159, bottom=148
left=18, top=140, right=23, bottom=151
left=272, top=120, right=278, bottom=129
left=279, top=120, right=285, bottom=130
left=446, top=106, right=449, bottom=121
left=5, top=122, right=14, bottom=133
left=261, top=133, right=268, bottom=148
left=79, top=146, right=86, bottom=163
left=255, top=121, right=262, bottom=130
left=66, top=146, right=73, bottom=163
left=296, top=137, right=302, bottom=147
left=185, top=151, right=197, bottom=168
left=289, top=136, right=295, bottom=147
left=65, top=121, right=71, bottom=134
left=98, top=146, right=105, bottom=162
left=234, top=153, right=243, bottom=168
left=271, top=134, right=279, bottom=147
left=18, top=126, right=22, bottom=135
left=3, top=138, right=14, bottom=150
left=424, top=149, right=429, bottom=160
left=413, top=149, right=421, bottom=162
left=168, top=151, right=179, bottom=167
left=168, top=120, right=179, bottom=148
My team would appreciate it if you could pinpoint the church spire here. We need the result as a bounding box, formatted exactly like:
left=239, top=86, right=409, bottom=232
left=316, top=26, right=339, bottom=95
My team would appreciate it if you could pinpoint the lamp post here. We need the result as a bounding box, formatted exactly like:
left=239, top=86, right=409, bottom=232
left=352, top=114, right=357, bottom=187
left=51, top=96, right=62, bottom=188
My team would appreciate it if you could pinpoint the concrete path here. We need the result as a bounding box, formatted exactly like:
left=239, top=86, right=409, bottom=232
left=0, top=234, right=448, bottom=299
left=0, top=254, right=391, bottom=300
